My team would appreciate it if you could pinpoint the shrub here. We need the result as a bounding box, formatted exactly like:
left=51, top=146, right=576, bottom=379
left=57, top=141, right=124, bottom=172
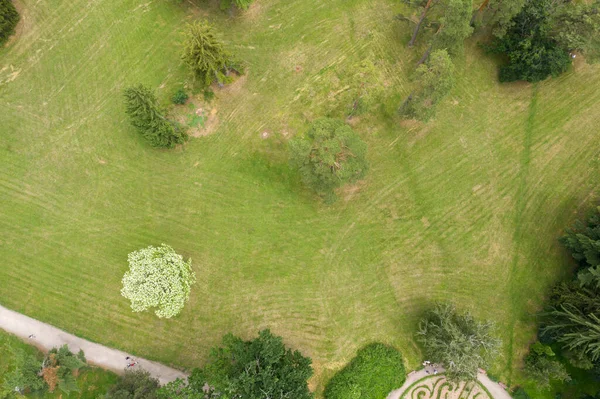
left=171, top=88, right=189, bottom=105
left=523, top=342, right=570, bottom=389
left=0, top=0, right=19, bottom=46
left=324, top=343, right=406, bottom=399
left=121, top=244, right=196, bottom=318
left=289, top=118, right=368, bottom=201
left=42, top=346, right=86, bottom=394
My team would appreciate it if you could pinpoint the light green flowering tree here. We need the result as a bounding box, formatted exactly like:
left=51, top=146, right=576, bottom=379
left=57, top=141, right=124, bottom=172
left=121, top=244, right=195, bottom=319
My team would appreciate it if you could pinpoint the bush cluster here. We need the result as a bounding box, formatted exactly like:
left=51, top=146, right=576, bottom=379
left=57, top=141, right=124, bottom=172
left=324, top=343, right=406, bottom=399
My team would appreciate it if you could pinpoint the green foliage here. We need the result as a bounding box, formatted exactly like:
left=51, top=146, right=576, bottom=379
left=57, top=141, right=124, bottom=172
left=560, top=206, right=600, bottom=287
left=1, top=346, right=44, bottom=397
left=181, top=21, right=235, bottom=87
left=106, top=370, right=160, bottom=399
left=289, top=118, right=368, bottom=201
left=121, top=244, right=196, bottom=319
left=433, top=0, right=473, bottom=56
left=523, top=342, right=570, bottom=389
left=542, top=287, right=600, bottom=365
left=550, top=1, right=600, bottom=63
left=416, top=303, right=501, bottom=382
left=123, top=84, right=188, bottom=148
left=324, top=343, right=406, bottom=399
left=171, top=88, right=189, bottom=105
left=512, top=387, right=531, bottom=399
left=220, top=0, right=254, bottom=11
left=43, top=345, right=87, bottom=394
left=341, top=59, right=385, bottom=117
left=0, top=0, right=19, bottom=45
left=488, top=0, right=571, bottom=82
left=188, top=329, right=314, bottom=399
left=474, top=0, right=526, bottom=38
left=400, top=49, right=454, bottom=121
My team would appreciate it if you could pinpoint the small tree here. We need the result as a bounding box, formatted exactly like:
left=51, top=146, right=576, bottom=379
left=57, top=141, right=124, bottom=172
left=182, top=21, right=235, bottom=87
left=123, top=84, right=187, bottom=148
left=416, top=303, right=501, bottom=382
left=289, top=118, right=368, bottom=201
left=189, top=329, right=313, bottom=399
left=523, top=342, right=570, bottom=390
left=400, top=49, right=454, bottom=121
left=471, top=0, right=526, bottom=37
left=0, top=0, right=19, bottom=45
left=121, top=244, right=196, bottom=319
left=433, top=0, right=473, bottom=56
left=41, top=346, right=86, bottom=394
left=106, top=370, right=160, bottom=399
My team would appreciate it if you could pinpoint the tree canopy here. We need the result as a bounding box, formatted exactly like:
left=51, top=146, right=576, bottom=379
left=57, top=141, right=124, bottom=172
left=41, top=346, right=86, bottom=394
left=324, top=343, right=406, bottom=399
left=180, top=329, right=313, bottom=399
left=416, top=303, right=501, bottom=382
left=106, top=370, right=160, bottom=399
left=488, top=0, right=573, bottom=82
left=1, top=346, right=44, bottom=397
left=289, top=118, right=368, bottom=201
left=523, top=342, right=570, bottom=389
left=181, top=21, right=235, bottom=87
left=121, top=244, right=196, bottom=319
left=400, top=49, right=455, bottom=121
left=0, top=0, right=19, bottom=45
left=123, top=84, right=187, bottom=148
left=433, top=0, right=473, bottom=56
left=550, top=0, right=600, bottom=63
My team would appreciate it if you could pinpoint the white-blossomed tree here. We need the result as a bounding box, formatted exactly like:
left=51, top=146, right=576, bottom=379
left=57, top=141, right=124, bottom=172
left=121, top=244, right=196, bottom=319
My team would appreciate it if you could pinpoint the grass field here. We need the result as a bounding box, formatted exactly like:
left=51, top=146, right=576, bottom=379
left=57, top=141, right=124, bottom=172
left=1, top=0, right=600, bottom=395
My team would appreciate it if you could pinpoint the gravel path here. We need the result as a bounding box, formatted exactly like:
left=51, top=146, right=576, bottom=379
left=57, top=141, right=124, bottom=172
left=0, top=304, right=188, bottom=384
left=386, top=367, right=513, bottom=399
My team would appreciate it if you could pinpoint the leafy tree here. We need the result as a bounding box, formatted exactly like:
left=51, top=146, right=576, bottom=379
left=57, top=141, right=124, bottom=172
left=0, top=0, right=19, bottom=45
left=550, top=1, right=600, bottom=63
left=342, top=59, right=385, bottom=117
left=41, top=346, right=86, bottom=394
left=324, top=343, right=406, bottom=399
left=121, top=244, right=196, bottom=319
left=106, top=370, right=160, bottom=399
left=220, top=0, right=254, bottom=11
left=123, top=84, right=187, bottom=148
left=471, top=0, right=525, bottom=37
left=542, top=282, right=600, bottom=366
left=188, top=329, right=314, bottom=399
left=182, top=21, right=236, bottom=87
left=1, top=347, right=45, bottom=397
left=488, top=0, right=571, bottom=82
left=416, top=303, right=501, bottom=382
left=289, top=118, right=368, bottom=201
left=400, top=49, right=454, bottom=121
left=523, top=342, right=570, bottom=389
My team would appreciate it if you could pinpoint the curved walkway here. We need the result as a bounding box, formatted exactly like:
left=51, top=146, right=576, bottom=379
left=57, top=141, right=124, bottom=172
left=387, top=368, right=512, bottom=399
left=0, top=305, right=187, bottom=384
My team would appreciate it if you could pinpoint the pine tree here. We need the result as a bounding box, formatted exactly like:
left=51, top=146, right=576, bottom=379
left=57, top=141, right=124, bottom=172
left=181, top=21, right=235, bottom=87
left=123, top=84, right=187, bottom=148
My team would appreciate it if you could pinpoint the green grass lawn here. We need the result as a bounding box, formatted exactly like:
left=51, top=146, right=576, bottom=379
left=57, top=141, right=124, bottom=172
left=1, top=0, right=599, bottom=395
